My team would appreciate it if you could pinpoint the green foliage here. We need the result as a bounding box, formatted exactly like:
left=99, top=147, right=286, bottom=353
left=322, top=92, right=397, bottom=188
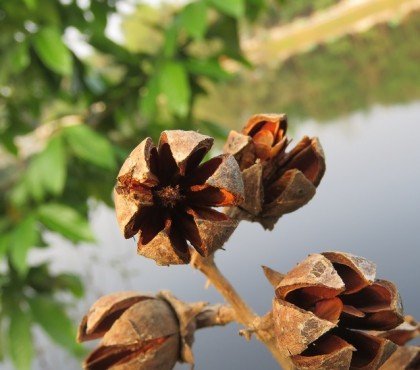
left=38, top=203, right=95, bottom=243
left=180, top=1, right=208, bottom=39
left=29, top=296, right=83, bottom=356
left=9, top=216, right=39, bottom=276
left=0, top=0, right=270, bottom=367
left=63, top=125, right=116, bottom=170
left=8, top=307, right=33, bottom=370
left=32, top=27, right=73, bottom=75
left=159, top=62, right=191, bottom=117
left=18, top=136, right=67, bottom=202
left=208, top=0, right=245, bottom=18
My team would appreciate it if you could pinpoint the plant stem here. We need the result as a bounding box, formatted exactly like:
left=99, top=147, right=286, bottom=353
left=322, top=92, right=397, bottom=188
left=195, top=304, right=236, bottom=329
left=191, top=252, right=293, bottom=369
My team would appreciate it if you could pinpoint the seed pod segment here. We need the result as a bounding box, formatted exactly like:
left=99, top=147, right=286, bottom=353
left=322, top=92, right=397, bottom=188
left=271, top=252, right=404, bottom=370
left=78, top=292, right=180, bottom=370
left=224, top=114, right=325, bottom=229
left=115, top=130, right=244, bottom=265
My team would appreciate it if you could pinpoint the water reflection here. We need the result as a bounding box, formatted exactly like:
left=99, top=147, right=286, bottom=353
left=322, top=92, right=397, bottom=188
left=197, top=11, right=420, bottom=130
left=25, top=102, right=420, bottom=370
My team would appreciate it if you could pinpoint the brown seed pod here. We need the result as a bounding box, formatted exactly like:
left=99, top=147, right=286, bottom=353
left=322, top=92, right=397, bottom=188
left=380, top=345, right=420, bottom=370
left=374, top=315, right=420, bottom=346
left=115, top=130, right=244, bottom=265
left=224, top=114, right=325, bottom=229
left=271, top=252, right=404, bottom=370
left=262, top=265, right=285, bottom=288
left=78, top=292, right=180, bottom=370
left=291, top=334, right=355, bottom=370
left=78, top=291, right=222, bottom=370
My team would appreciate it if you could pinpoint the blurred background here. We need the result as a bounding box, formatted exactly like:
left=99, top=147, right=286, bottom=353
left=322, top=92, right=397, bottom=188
left=0, top=0, right=419, bottom=369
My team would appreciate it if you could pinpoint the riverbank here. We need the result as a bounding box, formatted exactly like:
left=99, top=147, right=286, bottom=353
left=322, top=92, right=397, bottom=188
left=243, top=0, right=420, bottom=66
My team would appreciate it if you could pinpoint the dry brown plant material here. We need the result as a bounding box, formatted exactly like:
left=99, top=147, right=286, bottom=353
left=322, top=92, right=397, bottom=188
left=78, top=291, right=236, bottom=370
left=78, top=292, right=180, bottom=370
left=270, top=252, right=404, bottom=369
left=375, top=315, right=420, bottom=346
left=83, top=127, right=419, bottom=370
left=380, top=345, right=420, bottom=370
left=224, top=114, right=325, bottom=229
left=114, top=130, right=244, bottom=265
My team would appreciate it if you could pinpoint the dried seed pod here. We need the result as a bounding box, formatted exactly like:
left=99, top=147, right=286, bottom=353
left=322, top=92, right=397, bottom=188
left=380, top=345, right=420, bottom=370
left=78, top=292, right=180, bottom=370
left=78, top=291, right=220, bottom=370
left=375, top=316, right=420, bottom=346
left=262, top=265, right=285, bottom=288
left=270, top=252, right=405, bottom=370
left=224, top=114, right=325, bottom=229
left=291, top=334, right=355, bottom=370
left=115, top=130, right=244, bottom=265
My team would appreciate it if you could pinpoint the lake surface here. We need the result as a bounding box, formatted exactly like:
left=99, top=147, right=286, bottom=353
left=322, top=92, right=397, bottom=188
left=20, top=101, right=420, bottom=370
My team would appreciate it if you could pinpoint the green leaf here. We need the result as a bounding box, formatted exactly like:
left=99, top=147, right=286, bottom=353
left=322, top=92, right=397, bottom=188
left=159, top=62, right=191, bottom=117
left=207, top=0, right=244, bottom=18
left=245, top=0, right=266, bottom=22
left=181, top=1, right=208, bottom=39
left=42, top=135, right=67, bottom=194
left=10, top=42, right=30, bottom=73
left=38, top=203, right=95, bottom=243
left=23, top=0, right=37, bottom=9
left=63, top=125, right=116, bottom=170
left=163, top=23, right=179, bottom=58
left=10, top=216, right=39, bottom=276
left=32, top=27, right=72, bottom=76
left=25, top=135, right=67, bottom=199
left=139, top=74, right=160, bottom=120
left=29, top=296, right=83, bottom=356
left=9, top=180, right=28, bottom=207
left=24, top=157, right=46, bottom=202
left=0, top=231, right=10, bottom=259
left=185, top=58, right=231, bottom=80
left=9, top=307, right=33, bottom=370
left=0, top=318, right=5, bottom=361
left=55, top=273, right=85, bottom=298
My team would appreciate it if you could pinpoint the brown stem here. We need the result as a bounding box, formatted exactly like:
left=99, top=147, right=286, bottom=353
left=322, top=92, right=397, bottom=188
left=195, top=304, right=236, bottom=329
left=191, top=252, right=293, bottom=369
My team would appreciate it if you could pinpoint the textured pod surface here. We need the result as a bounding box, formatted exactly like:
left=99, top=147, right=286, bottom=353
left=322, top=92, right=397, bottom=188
left=321, top=252, right=376, bottom=294
left=223, top=113, right=326, bottom=228
left=79, top=293, right=181, bottom=370
left=273, top=298, right=336, bottom=356
left=115, top=130, right=244, bottom=265
left=291, top=335, right=354, bottom=370
left=237, top=163, right=264, bottom=215
left=78, top=291, right=225, bottom=370
left=276, top=254, right=345, bottom=301
left=78, top=292, right=154, bottom=342
left=117, top=137, right=159, bottom=187
left=377, top=315, right=420, bottom=345
left=271, top=252, right=405, bottom=370
left=380, top=345, right=420, bottom=370
left=263, top=169, right=316, bottom=218
left=158, top=290, right=208, bottom=364
left=262, top=265, right=285, bottom=288
left=158, top=130, right=213, bottom=175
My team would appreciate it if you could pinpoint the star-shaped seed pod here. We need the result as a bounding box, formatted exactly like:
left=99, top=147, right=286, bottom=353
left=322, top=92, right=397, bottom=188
left=77, top=291, right=214, bottom=370
left=224, top=114, right=325, bottom=229
left=114, top=130, right=244, bottom=265
left=268, top=252, right=404, bottom=370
